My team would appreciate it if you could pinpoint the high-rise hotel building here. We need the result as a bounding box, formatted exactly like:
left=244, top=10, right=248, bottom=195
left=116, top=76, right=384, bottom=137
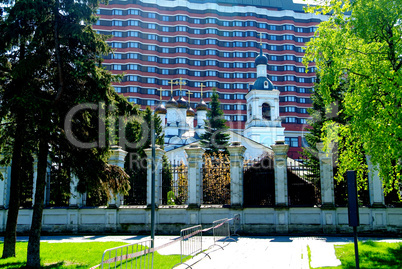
left=94, top=0, right=324, bottom=159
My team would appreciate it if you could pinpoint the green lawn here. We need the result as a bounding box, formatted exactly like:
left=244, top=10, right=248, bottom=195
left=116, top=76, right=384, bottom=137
left=311, top=241, right=402, bottom=269
left=0, top=241, right=186, bottom=268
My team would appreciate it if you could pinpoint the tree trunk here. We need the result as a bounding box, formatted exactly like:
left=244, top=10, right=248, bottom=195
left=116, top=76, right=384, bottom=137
left=2, top=117, right=24, bottom=258
left=26, top=138, right=49, bottom=268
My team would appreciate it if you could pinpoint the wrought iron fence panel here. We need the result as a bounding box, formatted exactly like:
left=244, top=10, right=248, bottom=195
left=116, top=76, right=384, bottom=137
left=287, top=161, right=320, bottom=206
left=160, top=163, right=188, bottom=205
left=243, top=157, right=275, bottom=207
left=201, top=162, right=231, bottom=205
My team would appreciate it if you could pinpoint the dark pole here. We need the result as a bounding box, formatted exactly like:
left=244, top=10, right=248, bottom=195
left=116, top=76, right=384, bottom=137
left=353, top=226, right=360, bottom=269
left=151, top=115, right=156, bottom=248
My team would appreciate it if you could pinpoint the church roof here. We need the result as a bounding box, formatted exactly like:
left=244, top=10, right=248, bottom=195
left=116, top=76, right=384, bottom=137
left=177, top=96, right=188, bottom=108
left=196, top=99, right=208, bottom=111
left=155, top=103, right=167, bottom=114
left=166, top=96, right=178, bottom=108
left=250, top=77, right=275, bottom=91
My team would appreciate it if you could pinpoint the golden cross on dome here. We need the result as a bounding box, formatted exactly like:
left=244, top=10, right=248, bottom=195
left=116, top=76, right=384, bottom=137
left=257, top=32, right=263, bottom=45
left=168, top=79, right=176, bottom=96
left=176, top=77, right=186, bottom=95
left=199, top=83, right=205, bottom=98
left=157, top=87, right=165, bottom=100
left=187, top=90, right=194, bottom=103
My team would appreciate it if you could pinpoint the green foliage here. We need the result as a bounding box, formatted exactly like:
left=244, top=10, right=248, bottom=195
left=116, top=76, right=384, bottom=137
left=200, top=88, right=230, bottom=154
left=304, top=0, right=402, bottom=195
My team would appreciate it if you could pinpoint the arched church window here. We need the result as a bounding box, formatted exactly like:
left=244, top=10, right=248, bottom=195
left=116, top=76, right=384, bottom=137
left=262, top=103, right=271, bottom=120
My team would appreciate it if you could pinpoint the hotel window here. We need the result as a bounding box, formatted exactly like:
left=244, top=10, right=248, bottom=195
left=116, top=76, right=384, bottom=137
left=148, top=45, right=156, bottom=51
left=112, top=20, right=123, bottom=26
left=223, top=104, right=231, bottom=110
left=147, top=67, right=156, bottom=72
left=148, top=34, right=157, bottom=40
left=206, top=49, right=216, bottom=55
left=222, top=21, right=230, bottom=26
left=194, top=92, right=201, bottom=98
left=285, top=86, right=295, bottom=92
left=235, top=52, right=243, bottom=57
left=285, top=25, right=294, bottom=30
left=284, top=55, right=294, bottom=61
left=206, top=81, right=217, bottom=87
left=194, top=50, right=201, bottom=55
left=147, top=89, right=156, bottom=94
left=270, top=45, right=277, bottom=51
left=147, top=78, right=156, bottom=84
left=299, top=88, right=306, bottom=93
left=194, top=71, right=201, bottom=77
left=128, top=53, right=138, bottom=59
left=176, top=47, right=186, bottom=53
left=148, top=23, right=156, bottom=29
left=127, top=75, right=138, bottom=81
left=162, top=80, right=169, bottom=86
left=223, top=63, right=230, bottom=68
left=162, top=37, right=169, bottom=42
left=129, top=87, right=138, bottom=93
left=112, top=42, right=122, bottom=48
left=176, top=36, right=187, bottom=42
left=223, top=52, right=230, bottom=58
left=299, top=118, right=307, bottom=124
left=298, top=67, right=305, bottom=73
left=223, top=32, right=230, bottom=37
left=113, top=64, right=122, bottom=70
left=234, top=84, right=244, bottom=89
left=284, top=65, right=294, bottom=71
left=297, top=37, right=304, bottom=42
left=224, top=115, right=231, bottom=121
left=162, top=69, right=169, bottom=75
left=299, top=98, right=306, bottom=103
left=128, top=64, right=138, bottom=70
left=194, top=19, right=200, bottom=24
left=235, top=73, right=244, bottom=78
left=114, top=87, right=122, bottom=93
left=128, top=98, right=137, bottom=103
left=148, top=13, right=156, bottom=18
left=111, top=53, right=122, bottom=59
left=299, top=77, right=305, bottom=83
left=271, top=76, right=278, bottom=81
left=285, top=117, right=297, bottom=123
left=194, top=61, right=201, bottom=66
left=206, top=39, right=217, bottom=45
left=162, top=48, right=169, bottom=53
left=206, top=60, right=217, bottom=66
left=285, top=107, right=296, bottom=112
left=162, top=16, right=169, bottom=21
left=234, top=31, right=243, bottom=37
left=194, top=29, right=201, bottom=34
left=271, top=55, right=277, bottom=61
left=223, top=73, right=230, bottom=78
left=148, top=56, right=157, bottom=62
left=285, top=76, right=294, bottom=81
left=178, top=69, right=187, bottom=75
left=299, top=108, right=307, bottom=114
left=284, top=35, right=293, bottom=40
left=234, top=41, right=243, bottom=47
left=129, top=9, right=139, bottom=15
left=284, top=45, right=293, bottom=51
left=285, top=137, right=299, bottom=147
left=206, top=28, right=217, bottom=34
left=176, top=15, right=187, bottom=21
left=206, top=71, right=217, bottom=76
left=285, top=96, right=296, bottom=102
left=223, top=84, right=230, bottom=89
left=112, top=31, right=122, bottom=37
left=194, top=39, right=201, bottom=45
left=269, top=25, right=277, bottom=30
left=206, top=18, right=217, bottom=24
left=258, top=23, right=265, bottom=28
left=296, top=27, right=304, bottom=33
left=162, top=26, right=169, bottom=32
left=176, top=58, right=186, bottom=64
left=269, top=35, right=277, bottom=40
left=147, top=100, right=155, bottom=106
left=128, top=42, right=138, bottom=48
left=176, top=26, right=186, bottom=32
left=128, top=31, right=138, bottom=37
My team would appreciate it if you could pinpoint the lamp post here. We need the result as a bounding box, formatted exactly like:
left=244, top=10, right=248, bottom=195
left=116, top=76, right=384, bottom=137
left=151, top=113, right=156, bottom=249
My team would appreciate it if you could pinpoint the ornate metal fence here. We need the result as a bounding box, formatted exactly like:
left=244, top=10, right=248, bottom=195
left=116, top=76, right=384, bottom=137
left=287, top=160, right=320, bottom=206
left=201, top=153, right=231, bottom=205
left=243, top=156, right=275, bottom=207
left=160, top=162, right=188, bottom=205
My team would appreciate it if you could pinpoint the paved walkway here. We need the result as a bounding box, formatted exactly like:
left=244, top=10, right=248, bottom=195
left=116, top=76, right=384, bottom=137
left=5, top=235, right=402, bottom=268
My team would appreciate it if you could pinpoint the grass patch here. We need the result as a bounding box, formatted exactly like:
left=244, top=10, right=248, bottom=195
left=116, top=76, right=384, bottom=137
left=313, top=241, right=402, bottom=269
left=0, top=241, right=186, bottom=268
left=307, top=245, right=312, bottom=269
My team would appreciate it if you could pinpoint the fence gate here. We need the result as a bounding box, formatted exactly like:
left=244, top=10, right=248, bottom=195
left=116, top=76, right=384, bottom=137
left=287, top=161, right=320, bottom=206
left=243, top=157, right=275, bottom=207
left=160, top=162, right=188, bottom=205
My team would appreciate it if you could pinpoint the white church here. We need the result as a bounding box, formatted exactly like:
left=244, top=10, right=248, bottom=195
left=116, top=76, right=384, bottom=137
left=154, top=45, right=285, bottom=162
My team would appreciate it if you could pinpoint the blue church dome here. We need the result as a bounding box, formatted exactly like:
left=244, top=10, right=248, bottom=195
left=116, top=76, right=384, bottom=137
left=250, top=77, right=275, bottom=91
left=255, top=53, right=268, bottom=65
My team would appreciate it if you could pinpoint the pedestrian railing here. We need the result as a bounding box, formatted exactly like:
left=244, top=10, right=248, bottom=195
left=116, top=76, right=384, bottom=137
left=99, top=239, right=153, bottom=269
left=94, top=215, right=241, bottom=269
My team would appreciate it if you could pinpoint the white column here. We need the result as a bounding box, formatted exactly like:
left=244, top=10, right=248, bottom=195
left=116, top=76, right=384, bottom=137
left=69, top=174, right=82, bottom=208
left=185, top=143, right=204, bottom=208
left=272, top=141, right=289, bottom=207
left=107, top=146, right=128, bottom=208
left=227, top=142, right=246, bottom=208
left=144, top=146, right=165, bottom=207
left=317, top=142, right=335, bottom=207
left=366, top=155, right=385, bottom=207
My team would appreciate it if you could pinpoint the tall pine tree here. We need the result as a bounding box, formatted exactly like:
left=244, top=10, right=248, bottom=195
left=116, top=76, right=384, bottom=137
left=200, top=88, right=230, bottom=154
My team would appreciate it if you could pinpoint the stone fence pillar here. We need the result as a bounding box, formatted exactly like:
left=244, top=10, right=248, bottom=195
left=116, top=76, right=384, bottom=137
left=272, top=141, right=289, bottom=207
left=317, top=142, right=335, bottom=207
left=144, top=146, right=165, bottom=207
left=107, top=146, right=128, bottom=208
left=366, top=156, right=385, bottom=207
left=185, top=143, right=204, bottom=208
left=227, top=142, right=246, bottom=208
